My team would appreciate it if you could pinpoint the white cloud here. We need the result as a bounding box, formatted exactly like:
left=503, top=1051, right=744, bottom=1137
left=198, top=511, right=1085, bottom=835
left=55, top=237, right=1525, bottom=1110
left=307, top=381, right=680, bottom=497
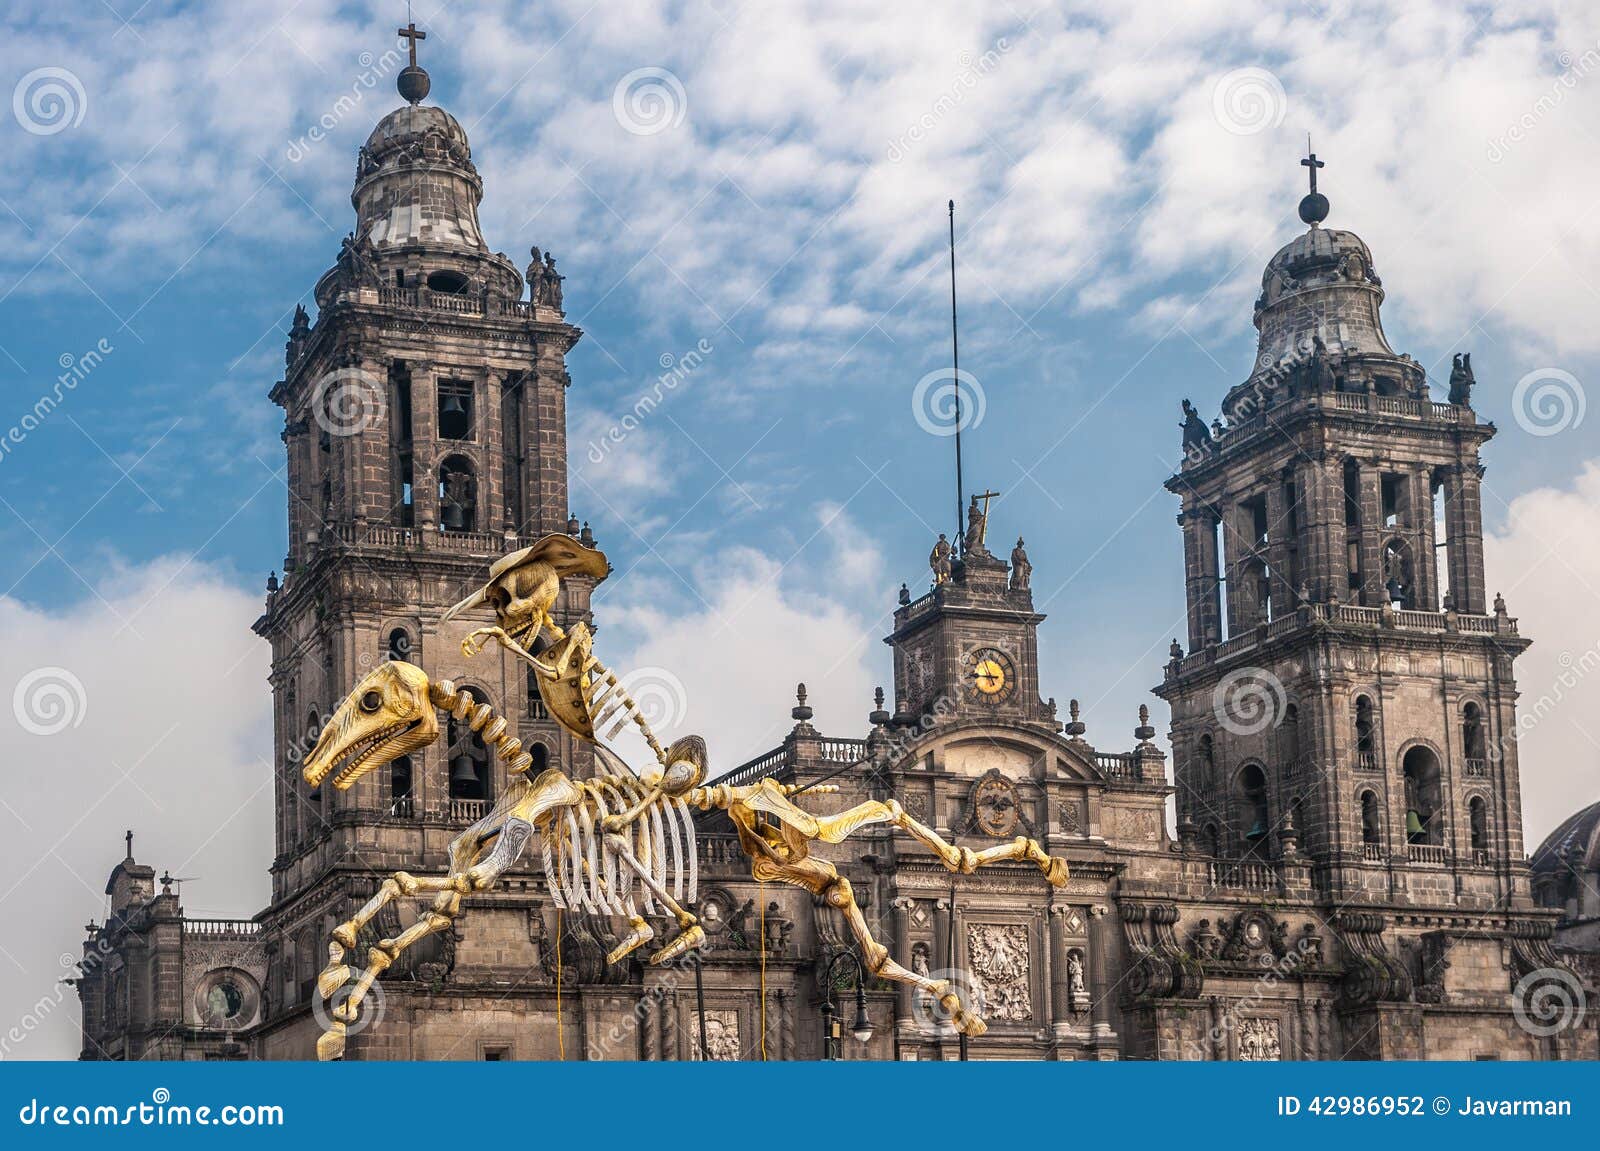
left=1484, top=458, right=1600, bottom=846
left=0, top=557, right=271, bottom=1060
left=17, top=0, right=1600, bottom=366
left=598, top=505, right=883, bottom=776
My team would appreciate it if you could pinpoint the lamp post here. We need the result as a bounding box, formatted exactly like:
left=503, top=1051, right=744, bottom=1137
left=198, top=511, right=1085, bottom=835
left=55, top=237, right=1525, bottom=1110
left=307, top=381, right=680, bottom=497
left=818, top=950, right=873, bottom=1060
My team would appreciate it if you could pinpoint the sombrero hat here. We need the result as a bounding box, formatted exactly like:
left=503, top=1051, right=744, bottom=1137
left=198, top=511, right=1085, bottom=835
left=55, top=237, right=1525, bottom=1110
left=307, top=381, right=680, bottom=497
left=442, top=533, right=609, bottom=621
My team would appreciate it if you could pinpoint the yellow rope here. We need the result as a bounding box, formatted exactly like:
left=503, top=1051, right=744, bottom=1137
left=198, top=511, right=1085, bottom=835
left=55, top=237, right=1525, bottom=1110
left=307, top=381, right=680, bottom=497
left=758, top=876, right=767, bottom=1061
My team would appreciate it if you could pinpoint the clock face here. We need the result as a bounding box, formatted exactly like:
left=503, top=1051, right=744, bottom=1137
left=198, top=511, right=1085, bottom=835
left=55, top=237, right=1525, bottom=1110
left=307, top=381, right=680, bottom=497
left=965, top=646, right=1017, bottom=704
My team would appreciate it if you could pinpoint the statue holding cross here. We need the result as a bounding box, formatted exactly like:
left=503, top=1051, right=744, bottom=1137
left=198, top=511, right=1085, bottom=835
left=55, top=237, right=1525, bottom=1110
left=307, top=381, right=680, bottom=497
left=965, top=490, right=1000, bottom=556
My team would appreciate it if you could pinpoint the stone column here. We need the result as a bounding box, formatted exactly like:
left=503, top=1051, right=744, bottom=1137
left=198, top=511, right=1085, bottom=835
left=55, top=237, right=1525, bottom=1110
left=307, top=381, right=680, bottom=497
left=891, top=897, right=915, bottom=1025
left=1357, top=463, right=1384, bottom=606
left=1048, top=905, right=1072, bottom=1039
left=1265, top=478, right=1295, bottom=617
left=410, top=363, right=439, bottom=531
left=1297, top=998, right=1313, bottom=1061
left=661, top=989, right=679, bottom=1061
left=640, top=988, right=658, bottom=1060
left=1087, top=904, right=1114, bottom=1042
left=778, top=989, right=795, bottom=1060
left=1412, top=467, right=1439, bottom=610
left=1222, top=499, right=1252, bottom=636
left=1445, top=464, right=1488, bottom=613
left=1181, top=509, right=1221, bottom=649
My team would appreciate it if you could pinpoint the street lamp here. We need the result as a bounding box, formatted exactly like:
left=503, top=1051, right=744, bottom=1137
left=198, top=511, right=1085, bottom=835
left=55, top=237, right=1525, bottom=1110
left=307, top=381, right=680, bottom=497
left=818, top=950, right=873, bottom=1059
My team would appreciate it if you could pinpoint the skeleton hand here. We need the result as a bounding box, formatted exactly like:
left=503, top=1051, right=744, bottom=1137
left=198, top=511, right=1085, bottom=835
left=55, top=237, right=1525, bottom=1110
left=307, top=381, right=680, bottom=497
left=462, top=626, right=557, bottom=677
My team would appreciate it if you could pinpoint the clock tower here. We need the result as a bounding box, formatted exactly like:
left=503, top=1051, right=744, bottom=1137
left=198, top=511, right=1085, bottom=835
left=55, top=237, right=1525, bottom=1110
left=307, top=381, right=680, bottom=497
left=887, top=503, right=1057, bottom=732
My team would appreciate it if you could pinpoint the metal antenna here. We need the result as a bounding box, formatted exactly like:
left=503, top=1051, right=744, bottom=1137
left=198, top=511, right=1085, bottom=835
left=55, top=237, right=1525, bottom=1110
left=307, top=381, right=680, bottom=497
left=948, top=200, right=965, bottom=548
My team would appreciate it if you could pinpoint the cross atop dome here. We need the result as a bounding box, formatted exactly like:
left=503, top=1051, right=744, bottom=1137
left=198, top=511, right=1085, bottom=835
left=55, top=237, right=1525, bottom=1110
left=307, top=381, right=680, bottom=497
left=396, top=18, right=431, bottom=104
left=1298, top=136, right=1330, bottom=227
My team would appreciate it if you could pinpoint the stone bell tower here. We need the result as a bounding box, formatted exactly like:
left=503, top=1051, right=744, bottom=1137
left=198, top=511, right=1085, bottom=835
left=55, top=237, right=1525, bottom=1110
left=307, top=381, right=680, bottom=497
left=887, top=495, right=1058, bottom=732
left=1155, top=152, right=1533, bottom=911
left=251, top=30, right=597, bottom=1057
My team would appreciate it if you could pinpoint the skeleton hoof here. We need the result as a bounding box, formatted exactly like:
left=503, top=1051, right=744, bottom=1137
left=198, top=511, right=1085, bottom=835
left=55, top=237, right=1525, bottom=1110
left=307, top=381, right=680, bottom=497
left=332, top=923, right=358, bottom=950
left=1041, top=856, right=1070, bottom=887
left=606, top=916, right=655, bottom=964
left=648, top=925, right=705, bottom=965
left=940, top=992, right=988, bottom=1038
left=316, top=1022, right=347, bottom=1062
left=317, top=964, right=351, bottom=999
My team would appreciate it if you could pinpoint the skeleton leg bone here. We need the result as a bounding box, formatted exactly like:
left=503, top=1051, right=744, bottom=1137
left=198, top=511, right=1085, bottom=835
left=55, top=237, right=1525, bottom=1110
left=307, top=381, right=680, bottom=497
left=744, top=843, right=988, bottom=1038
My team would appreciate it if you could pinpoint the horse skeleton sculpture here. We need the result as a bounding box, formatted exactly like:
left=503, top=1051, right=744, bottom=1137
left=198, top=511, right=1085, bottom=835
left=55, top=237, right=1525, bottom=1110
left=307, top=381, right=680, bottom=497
left=303, top=535, right=1070, bottom=1060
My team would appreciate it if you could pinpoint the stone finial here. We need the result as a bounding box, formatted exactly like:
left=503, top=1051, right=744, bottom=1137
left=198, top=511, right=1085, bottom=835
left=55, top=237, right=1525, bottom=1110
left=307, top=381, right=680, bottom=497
left=1168, top=638, right=1183, bottom=661
left=1134, top=704, right=1156, bottom=743
left=792, top=683, right=813, bottom=723
left=124, top=829, right=134, bottom=859
left=579, top=521, right=595, bottom=548
left=869, top=687, right=890, bottom=727
left=566, top=512, right=580, bottom=536
left=1065, top=698, right=1086, bottom=738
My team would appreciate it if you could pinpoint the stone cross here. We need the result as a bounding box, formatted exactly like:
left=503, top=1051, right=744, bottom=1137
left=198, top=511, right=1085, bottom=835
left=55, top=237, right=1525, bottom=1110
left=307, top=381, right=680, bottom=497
left=398, top=21, right=426, bottom=67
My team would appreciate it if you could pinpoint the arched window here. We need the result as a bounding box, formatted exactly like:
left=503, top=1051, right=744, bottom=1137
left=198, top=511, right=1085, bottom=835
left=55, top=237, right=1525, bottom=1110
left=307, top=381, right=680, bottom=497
left=1462, top=703, right=1485, bottom=774
left=1360, top=790, right=1381, bottom=846
left=527, top=741, right=549, bottom=774
left=389, top=755, right=414, bottom=817
left=1203, top=823, right=1221, bottom=857
left=1469, top=796, right=1488, bottom=853
left=438, top=455, right=476, bottom=533
left=1236, top=764, right=1269, bottom=854
left=527, top=665, right=548, bottom=719
left=303, top=710, right=323, bottom=802
left=1198, top=733, right=1215, bottom=776
left=446, top=686, right=492, bottom=803
left=1354, top=696, right=1376, bottom=769
left=1402, top=746, right=1443, bottom=846
left=386, top=627, right=414, bottom=664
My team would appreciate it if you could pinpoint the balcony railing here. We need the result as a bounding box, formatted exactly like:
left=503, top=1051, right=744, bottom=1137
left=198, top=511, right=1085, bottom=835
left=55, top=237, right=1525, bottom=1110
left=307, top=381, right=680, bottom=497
left=1097, top=752, right=1137, bottom=781
left=1472, top=849, right=1493, bottom=868
left=1206, top=860, right=1277, bottom=891
left=820, top=738, right=868, bottom=763
left=448, top=799, right=490, bottom=822
left=1464, top=757, right=1488, bottom=778
left=184, top=919, right=260, bottom=936
left=1360, top=843, right=1385, bottom=863
left=1168, top=601, right=1517, bottom=680
left=387, top=795, right=415, bottom=819
left=1355, top=751, right=1379, bottom=772
left=1406, top=843, right=1449, bottom=866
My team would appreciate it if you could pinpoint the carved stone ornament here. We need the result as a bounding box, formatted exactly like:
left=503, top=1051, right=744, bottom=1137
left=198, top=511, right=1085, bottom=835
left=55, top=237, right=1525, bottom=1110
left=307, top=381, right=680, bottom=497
left=689, top=1008, right=742, bottom=1061
left=1237, top=1017, right=1281, bottom=1061
left=970, top=771, right=1021, bottom=837
left=966, top=923, right=1032, bottom=1022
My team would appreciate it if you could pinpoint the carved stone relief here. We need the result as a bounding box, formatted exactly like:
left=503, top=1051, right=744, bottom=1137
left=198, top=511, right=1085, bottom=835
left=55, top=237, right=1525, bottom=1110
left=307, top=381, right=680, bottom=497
left=689, top=1008, right=742, bottom=1060
left=966, top=923, right=1031, bottom=1022
left=1238, top=1017, right=1281, bottom=1061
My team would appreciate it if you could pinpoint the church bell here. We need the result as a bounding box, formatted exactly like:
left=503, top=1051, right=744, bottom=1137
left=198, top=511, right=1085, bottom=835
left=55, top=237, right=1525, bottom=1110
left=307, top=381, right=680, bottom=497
left=450, top=753, right=479, bottom=787
left=1406, top=809, right=1427, bottom=837
left=438, top=392, right=469, bottom=439
left=1246, top=818, right=1267, bottom=840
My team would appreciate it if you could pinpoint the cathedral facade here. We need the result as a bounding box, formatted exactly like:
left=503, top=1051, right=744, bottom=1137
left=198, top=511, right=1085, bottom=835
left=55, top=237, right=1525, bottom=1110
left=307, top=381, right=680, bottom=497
left=74, top=54, right=1597, bottom=1062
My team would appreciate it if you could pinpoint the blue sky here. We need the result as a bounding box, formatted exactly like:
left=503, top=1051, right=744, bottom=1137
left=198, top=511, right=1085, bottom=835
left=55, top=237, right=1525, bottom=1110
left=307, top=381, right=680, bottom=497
left=3, top=0, right=1600, bottom=1056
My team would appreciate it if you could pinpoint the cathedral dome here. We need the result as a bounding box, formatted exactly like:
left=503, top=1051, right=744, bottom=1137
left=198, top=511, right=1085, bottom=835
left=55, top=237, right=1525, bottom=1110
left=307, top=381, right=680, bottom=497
left=363, top=102, right=471, bottom=157
left=1531, top=798, right=1600, bottom=923
left=352, top=99, right=489, bottom=255
left=1532, top=799, right=1600, bottom=878
left=1250, top=223, right=1394, bottom=378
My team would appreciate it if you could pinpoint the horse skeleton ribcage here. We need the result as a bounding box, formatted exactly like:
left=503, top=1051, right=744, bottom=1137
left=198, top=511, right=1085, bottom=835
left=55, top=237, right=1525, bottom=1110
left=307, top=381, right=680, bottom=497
left=540, top=773, right=698, bottom=917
